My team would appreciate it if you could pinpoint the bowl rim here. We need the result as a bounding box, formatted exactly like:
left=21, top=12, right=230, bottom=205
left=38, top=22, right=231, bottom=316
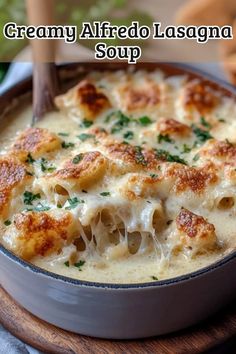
left=0, top=62, right=236, bottom=290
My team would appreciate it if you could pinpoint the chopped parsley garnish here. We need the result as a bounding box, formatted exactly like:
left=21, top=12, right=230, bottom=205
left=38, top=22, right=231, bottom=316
left=23, top=191, right=41, bottom=205
left=123, top=131, right=134, bottom=140
left=182, top=144, right=192, bottom=153
left=157, top=134, right=173, bottom=144
left=65, top=197, right=85, bottom=210
left=40, top=158, right=56, bottom=173
left=77, top=133, right=94, bottom=142
left=80, top=119, right=93, bottom=128
left=192, top=124, right=213, bottom=143
left=100, top=192, right=110, bottom=197
left=34, top=204, right=51, bottom=212
left=150, top=173, right=158, bottom=179
left=74, top=260, right=86, bottom=271
left=26, top=203, right=51, bottom=212
left=134, top=146, right=147, bottom=166
left=151, top=276, right=158, bottom=281
left=218, top=118, right=226, bottom=123
left=4, top=220, right=11, bottom=226
left=25, top=153, right=35, bottom=164
left=155, top=149, right=187, bottom=165
left=110, top=111, right=131, bottom=133
left=61, top=141, right=75, bottom=149
left=58, top=132, right=69, bottom=137
left=200, top=117, right=211, bottom=129
left=26, top=171, right=34, bottom=176
left=138, top=116, right=152, bottom=126
left=193, top=154, right=200, bottom=162
left=64, top=260, right=85, bottom=271
left=57, top=203, right=62, bottom=209
left=72, top=154, right=84, bottom=164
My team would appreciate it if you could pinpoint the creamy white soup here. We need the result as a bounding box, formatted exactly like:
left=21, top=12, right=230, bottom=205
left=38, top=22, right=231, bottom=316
left=0, top=69, right=236, bottom=283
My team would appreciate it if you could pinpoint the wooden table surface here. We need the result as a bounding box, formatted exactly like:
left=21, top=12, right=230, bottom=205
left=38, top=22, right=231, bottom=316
left=0, top=287, right=236, bottom=354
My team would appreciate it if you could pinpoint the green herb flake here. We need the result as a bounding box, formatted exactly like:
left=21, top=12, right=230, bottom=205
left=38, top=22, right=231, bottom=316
left=25, top=153, right=35, bottom=164
left=61, top=141, right=75, bottom=149
left=123, top=131, right=134, bottom=140
left=58, top=132, right=69, bottom=137
left=138, top=116, right=152, bottom=126
left=26, top=171, right=34, bottom=176
left=151, top=276, right=158, bottom=281
left=193, top=154, right=200, bottom=162
left=65, top=197, right=85, bottom=210
left=218, top=118, right=226, bottom=123
left=155, top=149, right=187, bottom=165
left=80, top=119, right=93, bottom=128
left=135, top=146, right=147, bottom=166
left=23, top=191, right=41, bottom=205
left=74, top=260, right=86, bottom=271
left=158, top=134, right=173, bottom=144
left=192, top=124, right=213, bottom=143
left=40, top=158, right=56, bottom=173
left=34, top=204, right=51, bottom=212
left=4, top=220, right=11, bottom=226
left=77, top=133, right=94, bottom=142
left=110, top=111, right=131, bottom=133
left=100, top=192, right=110, bottom=197
left=200, top=117, right=211, bottom=129
left=64, top=261, right=70, bottom=267
left=72, top=154, right=84, bottom=164
left=150, top=173, right=158, bottom=179
left=182, top=144, right=192, bottom=154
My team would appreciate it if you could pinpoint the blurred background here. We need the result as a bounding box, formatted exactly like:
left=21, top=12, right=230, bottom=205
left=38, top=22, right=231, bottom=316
left=0, top=0, right=235, bottom=85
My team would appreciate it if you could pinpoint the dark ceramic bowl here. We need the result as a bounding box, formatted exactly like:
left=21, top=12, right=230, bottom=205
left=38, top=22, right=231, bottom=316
left=0, top=63, right=236, bottom=339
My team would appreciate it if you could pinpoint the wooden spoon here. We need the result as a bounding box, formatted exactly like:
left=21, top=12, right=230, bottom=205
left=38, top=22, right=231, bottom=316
left=26, top=0, right=59, bottom=125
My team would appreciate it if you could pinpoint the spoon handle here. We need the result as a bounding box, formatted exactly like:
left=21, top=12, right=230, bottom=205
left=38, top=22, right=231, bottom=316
left=26, top=0, right=58, bottom=124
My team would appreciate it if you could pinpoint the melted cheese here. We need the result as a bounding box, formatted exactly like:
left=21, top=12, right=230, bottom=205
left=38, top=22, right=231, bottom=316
left=0, top=68, right=236, bottom=284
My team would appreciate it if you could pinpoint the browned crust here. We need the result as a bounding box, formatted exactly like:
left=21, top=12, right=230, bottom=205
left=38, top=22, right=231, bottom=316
left=200, top=140, right=236, bottom=161
left=0, top=157, right=31, bottom=215
left=183, top=80, right=219, bottom=114
left=176, top=207, right=215, bottom=239
left=12, top=128, right=61, bottom=159
left=13, top=211, right=74, bottom=260
left=118, top=81, right=160, bottom=111
left=165, top=163, right=218, bottom=194
left=156, top=118, right=191, bottom=137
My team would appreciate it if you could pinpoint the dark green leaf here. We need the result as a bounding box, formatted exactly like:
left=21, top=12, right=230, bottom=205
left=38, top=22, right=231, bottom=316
left=80, top=119, right=93, bottom=128
left=62, top=141, right=75, bottom=149
left=65, top=197, right=85, bottom=210
left=138, top=116, right=152, bottom=126
left=72, top=154, right=84, bottom=164
left=158, top=134, right=173, bottom=144
left=155, top=149, right=187, bottom=165
left=100, top=192, right=110, bottom=197
left=77, top=133, right=94, bottom=142
left=23, top=191, right=41, bottom=205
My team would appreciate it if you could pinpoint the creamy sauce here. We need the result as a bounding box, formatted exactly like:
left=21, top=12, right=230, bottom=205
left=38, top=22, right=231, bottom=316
left=0, top=70, right=236, bottom=284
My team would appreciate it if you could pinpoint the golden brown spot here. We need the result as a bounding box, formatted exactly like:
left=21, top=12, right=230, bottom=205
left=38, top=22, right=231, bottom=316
left=0, top=157, right=31, bottom=215
left=52, top=151, right=108, bottom=189
left=201, top=140, right=236, bottom=162
left=12, top=128, right=61, bottom=160
left=119, top=82, right=160, bottom=111
left=157, top=118, right=191, bottom=137
left=184, top=80, right=219, bottom=114
left=166, top=164, right=217, bottom=194
left=176, top=208, right=215, bottom=239
left=13, top=211, right=75, bottom=260
left=77, top=80, right=110, bottom=119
